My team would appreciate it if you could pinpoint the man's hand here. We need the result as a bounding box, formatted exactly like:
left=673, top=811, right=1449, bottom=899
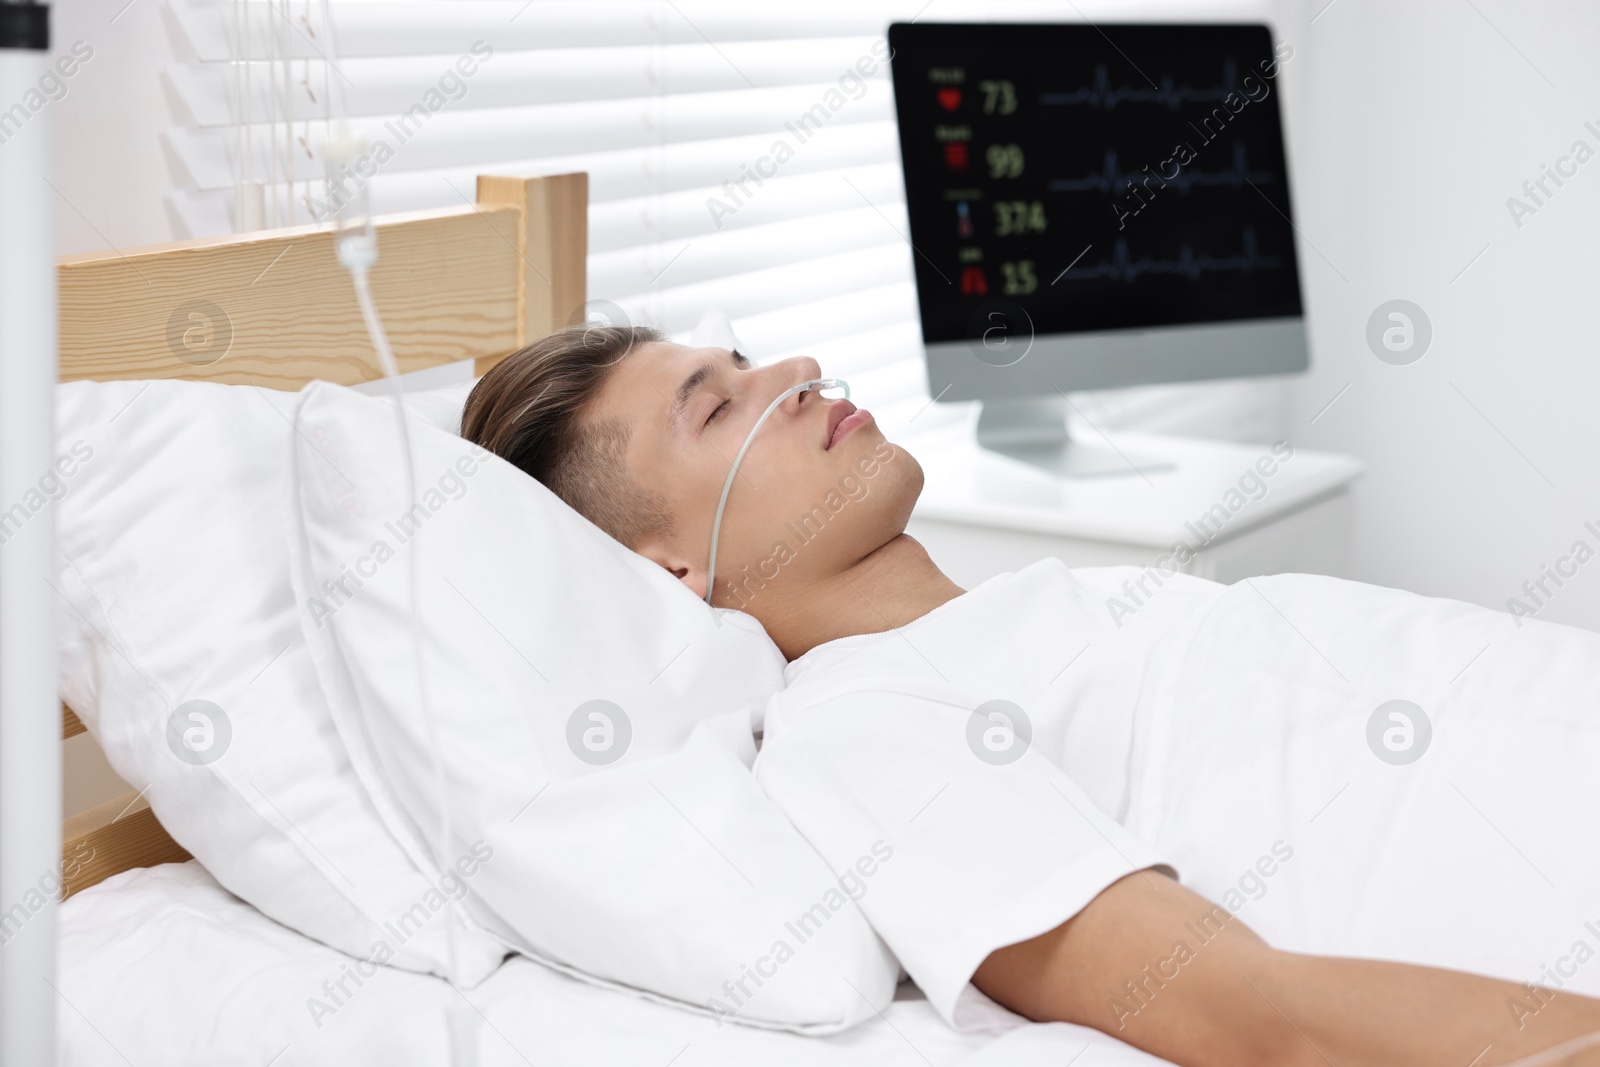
left=972, top=869, right=1600, bottom=1067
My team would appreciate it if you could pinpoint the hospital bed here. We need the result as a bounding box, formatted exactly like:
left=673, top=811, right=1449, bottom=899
left=49, top=170, right=1170, bottom=1067
left=51, top=165, right=1600, bottom=1067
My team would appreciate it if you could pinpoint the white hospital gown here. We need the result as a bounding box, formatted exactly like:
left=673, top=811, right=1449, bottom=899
left=752, top=558, right=1224, bottom=1030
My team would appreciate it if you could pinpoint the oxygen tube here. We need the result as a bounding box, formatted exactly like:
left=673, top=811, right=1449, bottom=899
left=704, top=377, right=849, bottom=607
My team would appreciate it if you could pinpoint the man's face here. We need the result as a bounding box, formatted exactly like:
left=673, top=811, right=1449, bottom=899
left=588, top=340, right=923, bottom=609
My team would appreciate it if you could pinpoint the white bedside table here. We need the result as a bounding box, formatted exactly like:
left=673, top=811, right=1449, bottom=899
left=899, top=418, right=1365, bottom=590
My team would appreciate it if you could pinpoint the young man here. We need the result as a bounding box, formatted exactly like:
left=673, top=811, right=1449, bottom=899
left=461, top=324, right=1600, bottom=1066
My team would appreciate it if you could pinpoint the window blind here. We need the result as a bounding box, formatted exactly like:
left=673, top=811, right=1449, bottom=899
left=163, top=0, right=1288, bottom=439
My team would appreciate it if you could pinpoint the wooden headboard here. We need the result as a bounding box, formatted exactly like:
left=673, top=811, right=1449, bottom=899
left=58, top=171, right=588, bottom=899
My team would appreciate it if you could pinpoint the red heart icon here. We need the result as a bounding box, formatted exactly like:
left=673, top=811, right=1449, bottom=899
left=937, top=87, right=962, bottom=111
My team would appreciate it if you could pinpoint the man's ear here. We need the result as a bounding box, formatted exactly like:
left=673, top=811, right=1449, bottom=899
left=633, top=534, right=711, bottom=601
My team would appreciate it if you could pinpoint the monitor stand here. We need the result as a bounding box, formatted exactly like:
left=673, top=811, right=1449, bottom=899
left=975, top=397, right=1176, bottom=479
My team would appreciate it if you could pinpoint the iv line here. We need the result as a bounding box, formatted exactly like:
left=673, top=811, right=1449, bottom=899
left=325, top=124, right=477, bottom=1066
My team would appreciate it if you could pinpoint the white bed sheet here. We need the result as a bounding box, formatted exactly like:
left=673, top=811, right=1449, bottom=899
left=57, top=861, right=1172, bottom=1066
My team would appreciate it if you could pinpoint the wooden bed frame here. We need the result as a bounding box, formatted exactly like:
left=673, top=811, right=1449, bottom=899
left=57, top=171, right=588, bottom=899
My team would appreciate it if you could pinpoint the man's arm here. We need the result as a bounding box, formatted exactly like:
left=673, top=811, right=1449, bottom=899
left=973, top=869, right=1600, bottom=1067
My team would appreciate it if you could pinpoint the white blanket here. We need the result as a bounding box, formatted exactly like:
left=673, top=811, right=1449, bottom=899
left=757, top=560, right=1600, bottom=1058
left=1125, top=571, right=1600, bottom=997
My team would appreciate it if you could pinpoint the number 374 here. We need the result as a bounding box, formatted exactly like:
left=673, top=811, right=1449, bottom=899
left=993, top=200, right=1047, bottom=237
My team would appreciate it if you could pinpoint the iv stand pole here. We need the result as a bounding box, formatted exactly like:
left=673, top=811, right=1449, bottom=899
left=0, top=1, right=59, bottom=1063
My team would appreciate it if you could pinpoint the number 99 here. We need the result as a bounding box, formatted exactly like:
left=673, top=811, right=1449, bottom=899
left=986, top=143, right=1025, bottom=179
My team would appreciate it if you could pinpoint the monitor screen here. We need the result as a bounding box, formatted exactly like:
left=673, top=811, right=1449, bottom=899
left=888, top=22, right=1303, bottom=347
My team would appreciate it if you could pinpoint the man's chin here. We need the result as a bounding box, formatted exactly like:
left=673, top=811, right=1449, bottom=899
left=885, top=441, right=925, bottom=508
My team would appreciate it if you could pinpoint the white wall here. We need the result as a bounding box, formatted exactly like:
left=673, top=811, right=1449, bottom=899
left=1278, top=0, right=1600, bottom=631
left=51, top=0, right=177, bottom=255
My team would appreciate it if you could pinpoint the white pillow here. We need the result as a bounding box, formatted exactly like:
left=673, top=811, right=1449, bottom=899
left=54, top=378, right=507, bottom=985
left=356, top=375, right=477, bottom=433
left=286, top=380, right=899, bottom=1032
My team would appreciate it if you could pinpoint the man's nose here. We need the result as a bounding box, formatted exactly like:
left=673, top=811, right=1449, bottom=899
left=771, top=356, right=823, bottom=402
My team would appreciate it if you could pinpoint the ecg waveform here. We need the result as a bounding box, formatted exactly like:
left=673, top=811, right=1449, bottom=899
left=1047, top=142, right=1276, bottom=196
left=1039, top=59, right=1246, bottom=111
left=1057, top=226, right=1283, bottom=284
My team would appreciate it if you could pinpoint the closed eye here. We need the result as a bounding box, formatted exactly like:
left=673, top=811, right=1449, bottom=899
left=705, top=398, right=731, bottom=426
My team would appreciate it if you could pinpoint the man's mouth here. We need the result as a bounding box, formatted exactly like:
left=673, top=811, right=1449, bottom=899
left=824, top=399, right=873, bottom=450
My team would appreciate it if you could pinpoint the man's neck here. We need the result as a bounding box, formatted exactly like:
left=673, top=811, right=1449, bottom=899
left=756, top=533, right=967, bottom=662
